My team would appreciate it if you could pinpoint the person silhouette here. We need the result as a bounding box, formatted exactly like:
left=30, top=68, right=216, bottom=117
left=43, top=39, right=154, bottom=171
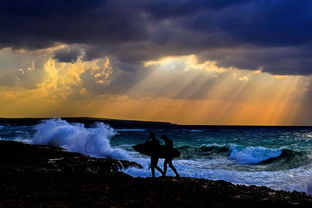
left=161, top=135, right=180, bottom=178
left=145, top=132, right=164, bottom=177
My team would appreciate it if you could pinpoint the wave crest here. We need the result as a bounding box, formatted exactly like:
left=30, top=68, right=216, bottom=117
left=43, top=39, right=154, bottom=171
left=228, top=145, right=282, bottom=164
left=199, top=144, right=229, bottom=153
left=183, top=144, right=307, bottom=166
left=27, top=118, right=128, bottom=160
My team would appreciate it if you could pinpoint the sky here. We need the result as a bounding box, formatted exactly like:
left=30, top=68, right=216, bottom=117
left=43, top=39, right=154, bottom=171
left=0, top=0, right=312, bottom=125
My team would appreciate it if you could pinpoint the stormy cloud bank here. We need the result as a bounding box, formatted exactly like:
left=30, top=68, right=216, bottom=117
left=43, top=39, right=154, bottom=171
left=1, top=0, right=312, bottom=75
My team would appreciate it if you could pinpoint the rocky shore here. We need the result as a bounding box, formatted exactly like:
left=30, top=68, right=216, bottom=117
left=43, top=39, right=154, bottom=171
left=1, top=140, right=312, bottom=208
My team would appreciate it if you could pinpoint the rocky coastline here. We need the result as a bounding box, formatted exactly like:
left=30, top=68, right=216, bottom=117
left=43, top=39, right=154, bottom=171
left=1, top=140, right=312, bottom=208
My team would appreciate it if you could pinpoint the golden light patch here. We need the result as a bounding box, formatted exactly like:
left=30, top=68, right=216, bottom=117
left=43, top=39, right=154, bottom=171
left=144, top=55, right=236, bottom=73
left=0, top=50, right=311, bottom=125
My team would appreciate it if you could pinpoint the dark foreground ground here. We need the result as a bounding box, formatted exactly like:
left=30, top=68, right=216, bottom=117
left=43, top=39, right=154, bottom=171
left=1, top=141, right=312, bottom=208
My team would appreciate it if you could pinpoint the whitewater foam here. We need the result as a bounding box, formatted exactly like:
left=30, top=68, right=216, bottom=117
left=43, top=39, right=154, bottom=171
left=228, top=145, right=282, bottom=164
left=26, top=118, right=129, bottom=160
left=124, top=157, right=312, bottom=196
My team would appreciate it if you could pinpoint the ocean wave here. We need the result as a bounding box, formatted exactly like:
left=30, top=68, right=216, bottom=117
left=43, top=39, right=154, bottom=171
left=25, top=118, right=129, bottom=160
left=184, top=129, right=205, bottom=133
left=177, top=143, right=310, bottom=166
left=228, top=145, right=310, bottom=167
left=198, top=144, right=229, bottom=153
left=116, top=129, right=146, bottom=132
left=228, top=145, right=282, bottom=164
left=260, top=149, right=310, bottom=170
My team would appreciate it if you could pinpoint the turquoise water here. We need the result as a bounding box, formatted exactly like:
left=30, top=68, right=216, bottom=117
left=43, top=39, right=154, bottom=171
left=1, top=119, right=312, bottom=195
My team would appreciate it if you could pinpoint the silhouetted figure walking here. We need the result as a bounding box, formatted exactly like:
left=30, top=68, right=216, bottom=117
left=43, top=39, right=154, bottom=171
left=161, top=135, right=180, bottom=178
left=145, top=132, right=164, bottom=177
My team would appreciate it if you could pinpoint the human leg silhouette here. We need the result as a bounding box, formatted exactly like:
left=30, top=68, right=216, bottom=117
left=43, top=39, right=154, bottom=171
left=151, top=156, right=163, bottom=177
left=168, top=159, right=180, bottom=177
left=163, top=159, right=168, bottom=176
left=163, top=159, right=179, bottom=177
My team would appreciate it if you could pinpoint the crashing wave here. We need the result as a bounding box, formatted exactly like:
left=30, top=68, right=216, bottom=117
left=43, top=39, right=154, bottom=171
left=26, top=118, right=129, bottom=160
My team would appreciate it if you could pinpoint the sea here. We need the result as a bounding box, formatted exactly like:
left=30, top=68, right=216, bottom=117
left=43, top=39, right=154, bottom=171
left=1, top=118, right=312, bottom=196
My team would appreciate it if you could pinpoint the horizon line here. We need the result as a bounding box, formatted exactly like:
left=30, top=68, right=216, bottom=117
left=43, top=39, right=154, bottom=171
left=0, top=116, right=311, bottom=127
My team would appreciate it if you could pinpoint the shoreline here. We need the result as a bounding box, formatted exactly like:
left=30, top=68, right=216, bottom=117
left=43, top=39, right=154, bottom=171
left=1, top=140, right=312, bottom=207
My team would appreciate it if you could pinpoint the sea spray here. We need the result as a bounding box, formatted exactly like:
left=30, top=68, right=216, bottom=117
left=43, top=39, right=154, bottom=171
left=28, top=118, right=129, bottom=159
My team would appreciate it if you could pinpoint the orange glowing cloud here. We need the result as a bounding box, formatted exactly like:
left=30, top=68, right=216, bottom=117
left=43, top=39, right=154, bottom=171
left=0, top=48, right=311, bottom=125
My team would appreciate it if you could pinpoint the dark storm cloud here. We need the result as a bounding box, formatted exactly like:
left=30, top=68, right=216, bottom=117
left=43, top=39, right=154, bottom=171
left=143, top=0, right=249, bottom=19
left=180, top=0, right=312, bottom=46
left=0, top=0, right=147, bottom=48
left=53, top=47, right=83, bottom=63
left=1, top=0, right=312, bottom=75
left=198, top=46, right=312, bottom=75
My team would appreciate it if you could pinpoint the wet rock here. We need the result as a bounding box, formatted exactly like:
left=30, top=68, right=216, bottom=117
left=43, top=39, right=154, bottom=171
left=0, top=140, right=311, bottom=208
